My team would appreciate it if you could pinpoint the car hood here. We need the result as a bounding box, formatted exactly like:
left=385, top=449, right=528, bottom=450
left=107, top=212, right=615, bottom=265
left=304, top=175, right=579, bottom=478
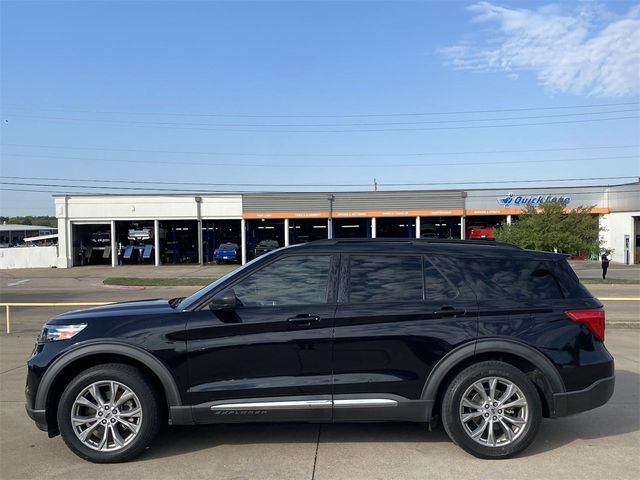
left=48, top=299, right=175, bottom=324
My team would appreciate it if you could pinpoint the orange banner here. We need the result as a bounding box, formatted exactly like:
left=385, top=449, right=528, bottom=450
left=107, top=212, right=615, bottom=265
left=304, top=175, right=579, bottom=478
left=243, top=212, right=329, bottom=219
left=465, top=207, right=610, bottom=216
left=244, top=207, right=610, bottom=219
left=244, top=209, right=465, bottom=219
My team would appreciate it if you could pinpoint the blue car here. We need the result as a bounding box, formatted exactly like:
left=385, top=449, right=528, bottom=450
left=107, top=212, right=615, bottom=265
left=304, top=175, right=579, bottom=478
left=213, top=242, right=240, bottom=264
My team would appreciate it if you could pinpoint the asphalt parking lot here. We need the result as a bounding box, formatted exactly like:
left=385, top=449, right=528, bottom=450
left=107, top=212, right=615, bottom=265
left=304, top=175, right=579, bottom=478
left=0, top=262, right=638, bottom=479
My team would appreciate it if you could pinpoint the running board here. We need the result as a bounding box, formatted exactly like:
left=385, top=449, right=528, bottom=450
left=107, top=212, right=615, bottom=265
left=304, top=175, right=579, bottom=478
left=170, top=395, right=432, bottom=425
left=209, top=398, right=398, bottom=411
left=210, top=399, right=332, bottom=410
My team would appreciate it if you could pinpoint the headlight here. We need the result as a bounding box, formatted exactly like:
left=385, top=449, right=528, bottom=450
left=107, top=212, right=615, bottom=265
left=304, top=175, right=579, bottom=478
left=38, top=324, right=87, bottom=342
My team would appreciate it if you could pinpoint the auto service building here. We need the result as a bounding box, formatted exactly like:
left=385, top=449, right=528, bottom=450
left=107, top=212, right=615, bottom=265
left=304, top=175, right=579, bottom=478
left=52, top=180, right=640, bottom=268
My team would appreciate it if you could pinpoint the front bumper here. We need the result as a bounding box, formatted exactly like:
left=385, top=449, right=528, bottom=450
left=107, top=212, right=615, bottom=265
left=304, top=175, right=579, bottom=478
left=552, top=375, right=615, bottom=418
left=215, top=256, right=237, bottom=262
left=25, top=404, right=48, bottom=432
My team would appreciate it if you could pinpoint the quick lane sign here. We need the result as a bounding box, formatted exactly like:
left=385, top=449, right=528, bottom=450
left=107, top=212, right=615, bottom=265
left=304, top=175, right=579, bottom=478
left=498, top=194, right=571, bottom=209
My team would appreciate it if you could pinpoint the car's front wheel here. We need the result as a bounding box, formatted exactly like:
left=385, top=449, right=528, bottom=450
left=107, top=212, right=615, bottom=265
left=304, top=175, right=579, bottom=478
left=441, top=361, right=542, bottom=459
left=57, top=363, right=161, bottom=463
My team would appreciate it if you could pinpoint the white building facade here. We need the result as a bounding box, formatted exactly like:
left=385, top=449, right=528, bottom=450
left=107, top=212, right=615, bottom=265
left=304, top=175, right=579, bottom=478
left=51, top=181, right=639, bottom=268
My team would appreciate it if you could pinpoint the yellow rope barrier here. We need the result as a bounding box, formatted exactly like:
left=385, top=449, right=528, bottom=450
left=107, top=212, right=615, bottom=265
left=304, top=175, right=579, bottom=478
left=1, top=303, right=112, bottom=334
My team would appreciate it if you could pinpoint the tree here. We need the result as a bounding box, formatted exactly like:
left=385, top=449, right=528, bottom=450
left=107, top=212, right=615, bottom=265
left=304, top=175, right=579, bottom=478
left=0, top=216, right=57, bottom=228
left=493, top=201, right=601, bottom=256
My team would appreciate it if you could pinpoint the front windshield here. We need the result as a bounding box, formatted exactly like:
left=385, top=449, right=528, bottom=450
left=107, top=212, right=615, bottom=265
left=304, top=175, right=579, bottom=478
left=178, top=251, right=273, bottom=310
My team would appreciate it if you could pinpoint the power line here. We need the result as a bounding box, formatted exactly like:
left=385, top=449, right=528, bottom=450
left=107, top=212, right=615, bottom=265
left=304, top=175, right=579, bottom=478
left=1, top=181, right=365, bottom=190
left=3, top=114, right=637, bottom=133
left=1, top=153, right=636, bottom=169
left=382, top=177, right=639, bottom=187
left=5, top=101, right=638, bottom=118
left=0, top=187, right=248, bottom=196
left=5, top=108, right=637, bottom=128
left=2, top=142, right=637, bottom=158
left=3, top=187, right=639, bottom=199
left=2, top=176, right=636, bottom=191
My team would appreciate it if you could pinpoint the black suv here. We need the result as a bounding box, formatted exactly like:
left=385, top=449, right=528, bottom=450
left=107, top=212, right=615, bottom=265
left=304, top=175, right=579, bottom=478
left=26, top=239, right=614, bottom=462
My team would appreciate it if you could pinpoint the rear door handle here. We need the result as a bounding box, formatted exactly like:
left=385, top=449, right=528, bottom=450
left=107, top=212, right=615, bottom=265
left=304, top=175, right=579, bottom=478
left=287, top=314, right=321, bottom=325
left=434, top=306, right=466, bottom=317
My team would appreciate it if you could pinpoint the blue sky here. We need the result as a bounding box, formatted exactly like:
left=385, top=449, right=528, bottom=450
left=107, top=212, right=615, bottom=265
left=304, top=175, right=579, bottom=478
left=1, top=0, right=638, bottom=216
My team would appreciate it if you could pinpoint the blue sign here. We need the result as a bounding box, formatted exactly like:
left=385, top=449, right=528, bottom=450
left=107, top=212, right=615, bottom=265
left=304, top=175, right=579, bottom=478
left=498, top=194, right=571, bottom=208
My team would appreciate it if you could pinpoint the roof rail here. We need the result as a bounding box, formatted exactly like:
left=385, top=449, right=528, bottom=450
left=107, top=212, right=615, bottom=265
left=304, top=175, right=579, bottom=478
left=309, top=238, right=521, bottom=248
left=415, top=238, right=521, bottom=248
left=310, top=238, right=410, bottom=245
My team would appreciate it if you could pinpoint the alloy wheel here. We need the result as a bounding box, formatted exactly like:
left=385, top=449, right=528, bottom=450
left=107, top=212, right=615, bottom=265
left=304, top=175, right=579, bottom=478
left=70, top=380, right=143, bottom=452
left=459, top=376, right=529, bottom=447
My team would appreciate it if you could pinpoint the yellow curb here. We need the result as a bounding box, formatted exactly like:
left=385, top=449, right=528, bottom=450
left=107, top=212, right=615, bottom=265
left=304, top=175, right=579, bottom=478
left=598, top=297, right=640, bottom=301
left=0, top=302, right=111, bottom=307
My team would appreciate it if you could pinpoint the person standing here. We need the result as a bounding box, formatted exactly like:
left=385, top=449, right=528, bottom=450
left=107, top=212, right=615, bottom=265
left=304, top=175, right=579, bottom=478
left=601, top=250, right=611, bottom=280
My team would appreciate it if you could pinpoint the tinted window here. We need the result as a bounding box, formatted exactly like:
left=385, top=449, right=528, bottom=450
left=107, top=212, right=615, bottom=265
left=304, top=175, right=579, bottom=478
left=349, top=255, right=423, bottom=303
left=424, top=260, right=458, bottom=301
left=552, top=258, right=592, bottom=298
left=233, top=255, right=331, bottom=306
left=462, top=258, right=564, bottom=301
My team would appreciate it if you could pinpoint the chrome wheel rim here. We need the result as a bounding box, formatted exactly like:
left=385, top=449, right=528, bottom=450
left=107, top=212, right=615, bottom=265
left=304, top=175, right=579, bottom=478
left=71, top=380, right=143, bottom=452
left=459, top=376, right=529, bottom=447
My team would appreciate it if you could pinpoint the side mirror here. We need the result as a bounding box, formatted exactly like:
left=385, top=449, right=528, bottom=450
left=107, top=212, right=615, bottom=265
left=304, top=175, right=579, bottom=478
left=209, top=289, right=238, bottom=311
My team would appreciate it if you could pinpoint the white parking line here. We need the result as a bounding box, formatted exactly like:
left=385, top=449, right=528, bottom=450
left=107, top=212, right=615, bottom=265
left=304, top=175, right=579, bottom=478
left=6, top=279, right=30, bottom=287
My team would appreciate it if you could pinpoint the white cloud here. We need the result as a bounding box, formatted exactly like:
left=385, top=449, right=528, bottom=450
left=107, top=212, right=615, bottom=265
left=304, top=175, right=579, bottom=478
left=440, top=2, right=640, bottom=96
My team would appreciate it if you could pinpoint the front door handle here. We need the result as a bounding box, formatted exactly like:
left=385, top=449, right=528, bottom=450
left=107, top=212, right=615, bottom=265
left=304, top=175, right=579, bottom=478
left=287, top=314, right=321, bottom=325
left=434, top=306, right=466, bottom=317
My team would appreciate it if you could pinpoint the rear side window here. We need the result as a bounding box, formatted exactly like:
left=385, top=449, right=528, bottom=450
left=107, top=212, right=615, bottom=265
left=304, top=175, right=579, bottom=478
left=348, top=255, right=423, bottom=303
left=551, top=258, right=593, bottom=298
left=424, top=260, right=458, bottom=301
left=461, top=258, right=565, bottom=301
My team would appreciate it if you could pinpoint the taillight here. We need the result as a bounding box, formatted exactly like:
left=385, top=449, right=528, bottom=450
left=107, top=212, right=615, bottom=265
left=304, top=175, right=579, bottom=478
left=565, top=309, right=605, bottom=341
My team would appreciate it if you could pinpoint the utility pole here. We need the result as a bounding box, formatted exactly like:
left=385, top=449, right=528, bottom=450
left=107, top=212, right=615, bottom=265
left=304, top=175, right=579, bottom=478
left=327, top=194, right=335, bottom=239
left=195, top=196, right=203, bottom=265
left=374, top=178, right=378, bottom=192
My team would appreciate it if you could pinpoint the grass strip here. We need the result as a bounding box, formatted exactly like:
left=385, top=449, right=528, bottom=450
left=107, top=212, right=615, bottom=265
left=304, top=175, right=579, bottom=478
left=104, top=277, right=639, bottom=287
left=582, top=279, right=640, bottom=285
left=104, top=277, right=213, bottom=287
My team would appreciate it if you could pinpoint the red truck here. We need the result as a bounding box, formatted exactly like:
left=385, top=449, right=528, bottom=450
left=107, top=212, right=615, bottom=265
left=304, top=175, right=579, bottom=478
left=465, top=222, right=495, bottom=240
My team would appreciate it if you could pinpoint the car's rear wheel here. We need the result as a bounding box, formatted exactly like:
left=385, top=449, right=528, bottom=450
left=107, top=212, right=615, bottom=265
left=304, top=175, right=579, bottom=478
left=57, top=363, right=161, bottom=463
left=441, top=361, right=541, bottom=459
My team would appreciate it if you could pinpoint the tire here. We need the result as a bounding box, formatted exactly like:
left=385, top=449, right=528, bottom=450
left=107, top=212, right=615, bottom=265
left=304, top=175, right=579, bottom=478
left=441, top=361, right=542, bottom=459
left=57, top=363, right=161, bottom=463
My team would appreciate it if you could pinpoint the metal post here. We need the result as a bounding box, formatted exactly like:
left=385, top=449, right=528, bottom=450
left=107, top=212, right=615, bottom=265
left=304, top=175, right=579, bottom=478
left=415, top=216, right=421, bottom=239
left=327, top=194, right=335, bottom=240
left=5, top=305, right=10, bottom=335
left=507, top=215, right=512, bottom=225
left=57, top=196, right=71, bottom=268
left=195, top=197, right=203, bottom=265
left=460, top=215, right=466, bottom=240
left=67, top=219, right=73, bottom=267
left=154, top=220, right=161, bottom=267
left=241, top=218, right=247, bottom=265
left=284, top=218, right=290, bottom=246
left=110, top=220, right=117, bottom=268
left=371, top=217, right=377, bottom=238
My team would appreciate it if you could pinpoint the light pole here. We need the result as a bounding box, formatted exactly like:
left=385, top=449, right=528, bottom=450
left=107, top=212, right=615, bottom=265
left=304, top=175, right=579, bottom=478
left=195, top=196, right=203, bottom=265
left=327, top=194, right=335, bottom=239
